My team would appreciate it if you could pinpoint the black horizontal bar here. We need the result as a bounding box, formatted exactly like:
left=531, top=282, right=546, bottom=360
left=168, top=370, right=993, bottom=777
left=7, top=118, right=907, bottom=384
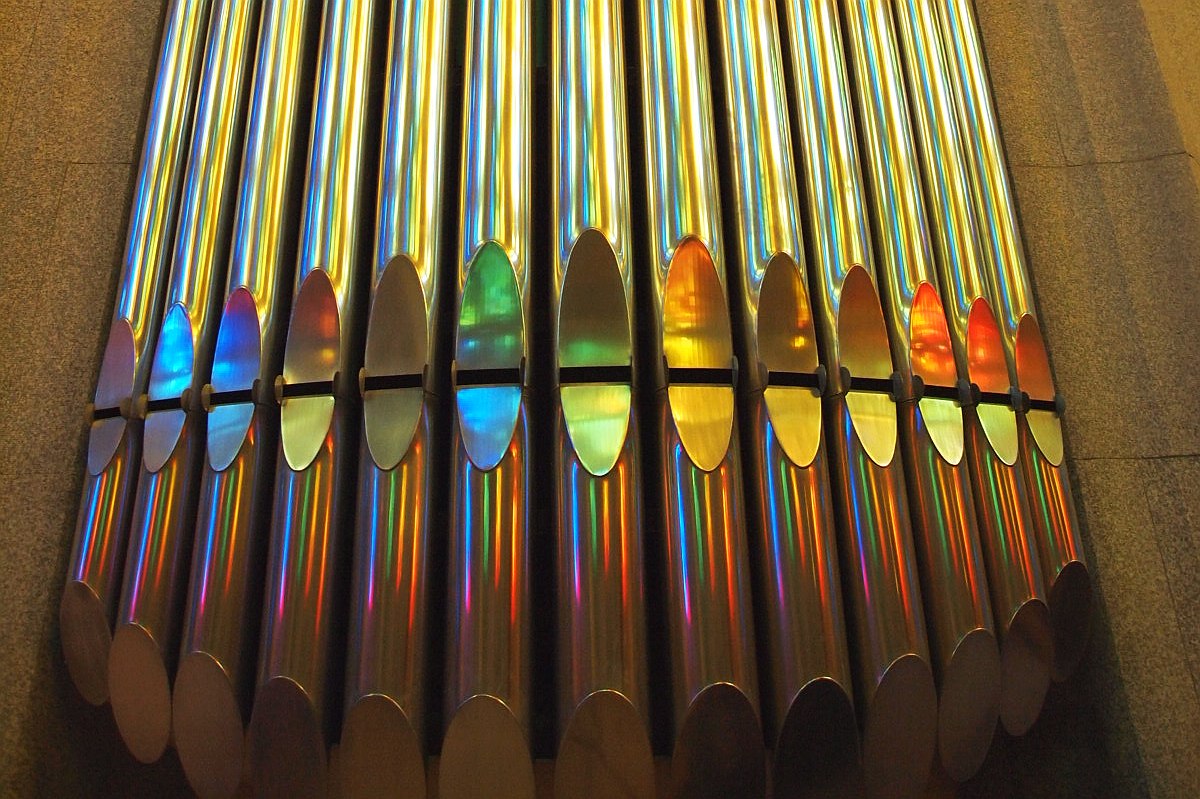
left=456, top=366, right=521, bottom=387
left=668, top=366, right=734, bottom=386
left=976, top=389, right=1014, bottom=407
left=207, top=388, right=254, bottom=407
left=281, top=379, right=334, bottom=399
left=559, top=364, right=632, bottom=385
left=920, top=383, right=961, bottom=402
left=1028, top=397, right=1059, bottom=413
left=767, top=370, right=821, bottom=389
left=363, top=372, right=423, bottom=392
left=145, top=396, right=182, bottom=413
left=848, top=375, right=895, bottom=395
left=92, top=405, right=122, bottom=421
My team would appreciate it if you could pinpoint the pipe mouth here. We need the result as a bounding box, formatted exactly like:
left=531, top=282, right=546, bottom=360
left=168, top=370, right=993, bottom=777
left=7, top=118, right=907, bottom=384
left=937, top=628, right=1001, bottom=782
left=862, top=654, right=937, bottom=799
left=340, top=693, right=425, bottom=799
left=837, top=265, right=897, bottom=468
left=998, top=598, right=1052, bottom=736
left=281, top=271, right=340, bottom=472
left=757, top=253, right=822, bottom=468
left=663, top=238, right=735, bottom=473
left=1049, top=560, right=1092, bottom=682
left=910, top=283, right=963, bottom=465
left=364, top=255, right=428, bottom=471
left=108, top=622, right=172, bottom=764
left=671, top=682, right=765, bottom=799
left=774, top=677, right=862, bottom=799
left=439, top=694, right=534, bottom=799
left=966, top=299, right=1017, bottom=466
left=208, top=288, right=261, bottom=471
left=143, top=303, right=195, bottom=472
left=248, top=676, right=327, bottom=798
left=1015, top=316, right=1063, bottom=466
left=60, top=579, right=113, bottom=706
left=555, top=689, right=654, bottom=799
left=88, top=320, right=136, bottom=474
left=173, top=651, right=246, bottom=799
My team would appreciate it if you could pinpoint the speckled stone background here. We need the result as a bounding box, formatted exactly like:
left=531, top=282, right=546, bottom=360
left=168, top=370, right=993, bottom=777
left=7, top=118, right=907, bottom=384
left=0, top=1, right=1196, bottom=796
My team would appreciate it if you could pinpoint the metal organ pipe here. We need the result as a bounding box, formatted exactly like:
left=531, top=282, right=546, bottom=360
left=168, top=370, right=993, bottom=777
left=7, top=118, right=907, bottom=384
left=437, top=2, right=535, bottom=797
left=777, top=1, right=939, bottom=796
left=634, top=2, right=764, bottom=797
left=710, top=0, right=861, bottom=795
left=171, top=1, right=318, bottom=795
left=552, top=2, right=654, bottom=798
left=339, top=1, right=450, bottom=797
left=60, top=0, right=213, bottom=709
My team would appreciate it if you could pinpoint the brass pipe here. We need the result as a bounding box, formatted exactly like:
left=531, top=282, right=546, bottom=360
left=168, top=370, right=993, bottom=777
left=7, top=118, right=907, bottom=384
left=551, top=3, right=653, bottom=798
left=635, top=3, right=764, bottom=797
left=935, top=0, right=1091, bottom=683
left=105, top=0, right=261, bottom=766
left=711, top=0, right=860, bottom=795
left=171, top=1, right=317, bottom=795
left=437, top=2, right=534, bottom=797
left=60, top=0, right=213, bottom=708
left=245, top=1, right=380, bottom=794
left=840, top=0, right=1001, bottom=780
left=888, top=0, right=1054, bottom=738
left=340, top=1, right=450, bottom=797
left=778, top=1, right=938, bottom=797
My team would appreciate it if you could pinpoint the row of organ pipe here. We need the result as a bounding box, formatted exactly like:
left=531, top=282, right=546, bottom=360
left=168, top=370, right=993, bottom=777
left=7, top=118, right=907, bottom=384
left=58, top=1, right=1092, bottom=797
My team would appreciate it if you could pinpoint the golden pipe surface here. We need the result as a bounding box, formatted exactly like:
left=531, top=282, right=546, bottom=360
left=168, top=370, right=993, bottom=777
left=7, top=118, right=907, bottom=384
left=711, top=0, right=860, bottom=794
left=60, top=0, right=214, bottom=709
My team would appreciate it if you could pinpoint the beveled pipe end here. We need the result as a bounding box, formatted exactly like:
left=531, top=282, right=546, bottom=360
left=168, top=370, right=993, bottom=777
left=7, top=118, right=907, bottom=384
left=774, top=677, right=861, bottom=799
left=937, top=628, right=1001, bottom=782
left=340, top=693, right=426, bottom=799
left=555, top=690, right=654, bottom=799
left=60, top=580, right=113, bottom=706
left=439, top=694, right=534, bottom=799
left=862, top=654, right=937, bottom=799
left=998, top=598, right=1052, bottom=736
left=108, top=622, right=172, bottom=763
left=248, top=676, right=327, bottom=798
left=173, top=651, right=246, bottom=799
left=1049, top=560, right=1092, bottom=682
left=671, top=683, right=765, bottom=799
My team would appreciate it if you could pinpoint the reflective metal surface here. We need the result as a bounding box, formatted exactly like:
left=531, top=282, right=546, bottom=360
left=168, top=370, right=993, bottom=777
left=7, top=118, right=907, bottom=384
left=173, top=2, right=317, bottom=794
left=552, top=3, right=652, bottom=798
left=247, top=2, right=379, bottom=795
left=779, top=2, right=938, bottom=796
left=636, top=3, right=763, bottom=796
left=841, top=0, right=1000, bottom=780
left=342, top=2, right=450, bottom=796
left=107, top=0, right=259, bottom=765
left=439, top=2, right=534, bottom=797
left=61, top=0, right=213, bottom=708
left=711, top=0, right=859, bottom=794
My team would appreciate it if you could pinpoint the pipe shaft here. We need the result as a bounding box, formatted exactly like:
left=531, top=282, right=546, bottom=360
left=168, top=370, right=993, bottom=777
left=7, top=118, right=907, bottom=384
left=778, top=2, right=938, bottom=796
left=934, top=0, right=1091, bottom=683
left=551, top=3, right=653, bottom=798
left=247, top=2, right=380, bottom=794
left=710, top=0, right=860, bottom=795
left=172, top=1, right=317, bottom=795
left=61, top=0, right=213, bottom=709
left=635, top=3, right=763, bottom=796
left=341, top=2, right=451, bottom=797
left=438, top=3, right=534, bottom=798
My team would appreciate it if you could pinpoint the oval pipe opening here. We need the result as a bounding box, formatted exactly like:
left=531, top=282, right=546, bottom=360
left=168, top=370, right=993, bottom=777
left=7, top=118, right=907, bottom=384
left=663, top=238, right=734, bottom=472
left=558, top=229, right=632, bottom=476
left=909, top=282, right=963, bottom=465
left=143, top=303, right=195, bottom=473
left=207, top=287, right=262, bottom=471
left=280, top=271, right=339, bottom=471
left=837, top=265, right=897, bottom=468
left=758, top=253, right=822, bottom=468
left=1016, top=315, right=1064, bottom=466
left=88, top=320, right=136, bottom=475
left=967, top=298, right=1018, bottom=466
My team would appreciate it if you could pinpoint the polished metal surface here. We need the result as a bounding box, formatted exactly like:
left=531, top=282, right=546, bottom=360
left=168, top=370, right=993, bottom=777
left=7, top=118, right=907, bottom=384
left=61, top=0, right=214, bottom=709
left=934, top=0, right=1090, bottom=681
left=439, top=2, right=535, bottom=797
left=172, top=2, right=317, bottom=795
left=711, top=0, right=860, bottom=794
left=636, top=2, right=763, bottom=797
left=779, top=2, right=938, bottom=796
left=107, top=0, right=260, bottom=765
left=840, top=0, right=1000, bottom=780
left=342, top=2, right=450, bottom=796
left=552, top=3, right=653, bottom=798
left=247, top=2, right=379, bottom=795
